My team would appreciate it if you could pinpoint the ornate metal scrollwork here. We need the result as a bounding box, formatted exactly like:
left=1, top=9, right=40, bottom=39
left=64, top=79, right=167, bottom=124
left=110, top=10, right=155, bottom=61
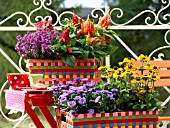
left=107, top=0, right=170, bottom=26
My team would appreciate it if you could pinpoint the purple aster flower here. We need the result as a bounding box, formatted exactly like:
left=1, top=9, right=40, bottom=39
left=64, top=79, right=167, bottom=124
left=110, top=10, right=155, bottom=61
left=107, top=93, right=113, bottom=99
left=68, top=90, right=75, bottom=94
left=87, top=109, right=94, bottom=114
left=78, top=97, right=86, bottom=104
left=53, top=89, right=59, bottom=94
left=61, top=90, right=68, bottom=93
left=82, top=93, right=87, bottom=96
left=95, top=96, right=101, bottom=103
left=74, top=77, right=81, bottom=83
left=74, top=96, right=81, bottom=100
left=52, top=78, right=59, bottom=84
left=67, top=101, right=76, bottom=108
left=88, top=88, right=95, bottom=92
left=86, top=81, right=95, bottom=88
left=69, top=110, right=77, bottom=115
left=82, top=78, right=88, bottom=83
left=61, top=93, right=69, bottom=97
left=76, top=86, right=86, bottom=93
left=69, top=86, right=77, bottom=91
left=59, top=96, right=67, bottom=103
left=102, top=90, right=109, bottom=94
left=107, top=92, right=116, bottom=100
left=104, top=82, right=110, bottom=86
left=111, top=88, right=118, bottom=93
left=66, top=81, right=74, bottom=86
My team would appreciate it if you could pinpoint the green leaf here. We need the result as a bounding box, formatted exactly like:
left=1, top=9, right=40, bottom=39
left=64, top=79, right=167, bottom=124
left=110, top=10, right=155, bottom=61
left=77, top=39, right=86, bottom=45
left=103, top=32, right=115, bottom=41
left=94, top=50, right=108, bottom=55
left=69, top=33, right=76, bottom=38
left=62, top=55, right=75, bottom=69
left=72, top=47, right=83, bottom=51
left=94, top=56, right=101, bottom=62
left=61, top=45, right=67, bottom=52
left=156, top=102, right=163, bottom=107
left=148, top=107, right=157, bottom=111
left=71, top=47, right=83, bottom=54
left=107, top=45, right=119, bottom=55
left=70, top=39, right=77, bottom=46
left=82, top=51, right=89, bottom=60
left=140, top=104, right=146, bottom=109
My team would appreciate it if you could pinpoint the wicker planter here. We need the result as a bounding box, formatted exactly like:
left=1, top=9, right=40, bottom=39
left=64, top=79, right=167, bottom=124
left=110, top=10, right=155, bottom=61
left=27, top=59, right=102, bottom=85
left=56, top=109, right=158, bottom=128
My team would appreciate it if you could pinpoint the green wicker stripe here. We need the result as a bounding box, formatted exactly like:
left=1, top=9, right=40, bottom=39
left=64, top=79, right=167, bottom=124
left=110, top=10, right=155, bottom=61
left=132, top=116, right=136, bottom=119
left=62, top=66, right=66, bottom=69
left=108, top=117, right=113, bottom=120
left=77, top=66, right=80, bottom=69
left=92, top=117, right=97, bottom=121
left=33, top=66, right=37, bottom=69
left=48, top=66, right=52, bottom=69
left=84, top=66, right=87, bottom=69
left=73, top=119, right=79, bottom=122
left=40, top=66, right=44, bottom=69
left=146, top=115, right=150, bottom=118
left=90, top=66, right=95, bottom=69
left=125, top=116, right=129, bottom=119
left=152, top=115, right=157, bottom=118
left=117, top=116, right=122, bottom=120
left=139, top=115, right=143, bottom=118
left=55, top=66, right=58, bottom=69
left=82, top=118, right=88, bottom=122
left=100, top=117, right=105, bottom=120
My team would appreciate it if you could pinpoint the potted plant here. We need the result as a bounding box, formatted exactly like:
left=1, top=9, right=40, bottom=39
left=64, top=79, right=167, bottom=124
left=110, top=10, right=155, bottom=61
left=15, top=10, right=118, bottom=85
left=52, top=54, right=164, bottom=128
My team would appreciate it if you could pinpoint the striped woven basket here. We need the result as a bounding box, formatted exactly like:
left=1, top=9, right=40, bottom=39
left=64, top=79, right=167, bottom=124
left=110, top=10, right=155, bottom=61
left=27, top=58, right=102, bottom=86
left=56, top=109, right=158, bottom=128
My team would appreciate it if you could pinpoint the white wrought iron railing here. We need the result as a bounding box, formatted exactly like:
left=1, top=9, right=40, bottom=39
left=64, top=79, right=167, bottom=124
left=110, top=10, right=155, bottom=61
left=0, top=0, right=170, bottom=127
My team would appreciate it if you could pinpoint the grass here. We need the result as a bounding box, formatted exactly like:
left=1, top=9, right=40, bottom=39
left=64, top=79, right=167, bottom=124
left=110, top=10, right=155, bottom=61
left=0, top=107, right=56, bottom=128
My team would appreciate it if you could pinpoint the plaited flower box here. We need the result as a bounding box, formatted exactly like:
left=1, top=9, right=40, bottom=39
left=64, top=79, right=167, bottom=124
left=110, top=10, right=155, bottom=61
left=27, top=59, right=102, bottom=85
left=56, top=109, right=158, bottom=128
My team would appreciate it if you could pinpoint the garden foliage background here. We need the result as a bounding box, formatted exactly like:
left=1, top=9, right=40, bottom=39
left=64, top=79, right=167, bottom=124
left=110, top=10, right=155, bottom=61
left=0, top=0, right=170, bottom=127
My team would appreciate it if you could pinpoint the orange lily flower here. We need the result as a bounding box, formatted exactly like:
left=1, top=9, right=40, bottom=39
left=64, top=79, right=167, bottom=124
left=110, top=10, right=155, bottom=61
left=81, top=15, right=95, bottom=35
left=98, top=10, right=110, bottom=29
